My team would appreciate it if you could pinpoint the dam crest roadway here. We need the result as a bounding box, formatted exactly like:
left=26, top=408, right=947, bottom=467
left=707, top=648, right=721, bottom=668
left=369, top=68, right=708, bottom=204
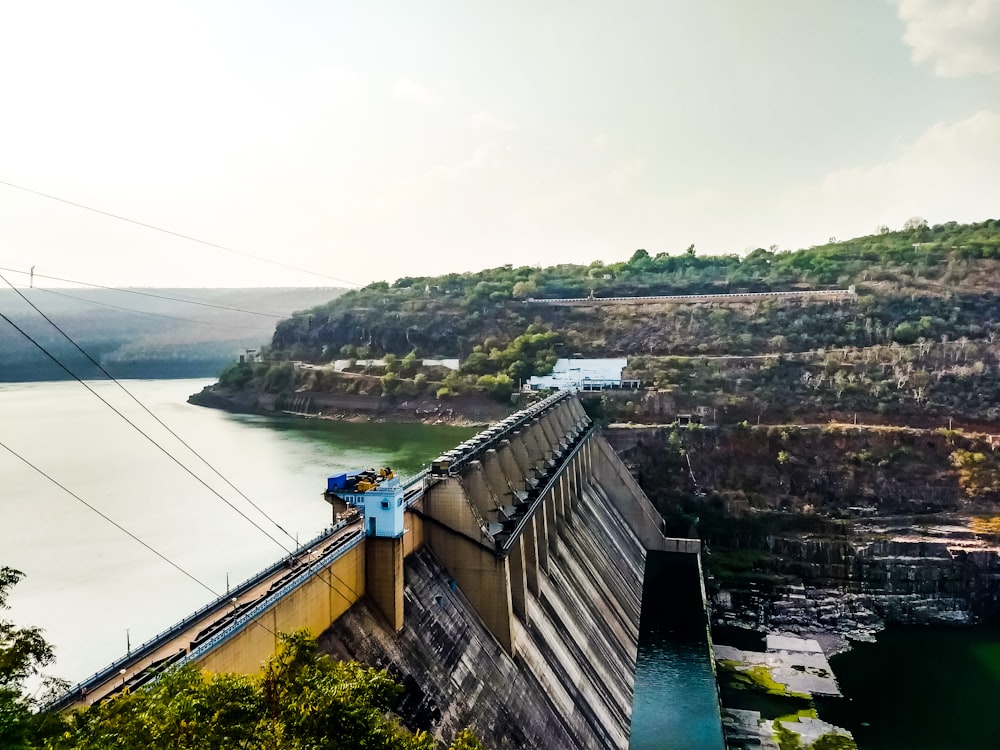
left=54, top=391, right=705, bottom=750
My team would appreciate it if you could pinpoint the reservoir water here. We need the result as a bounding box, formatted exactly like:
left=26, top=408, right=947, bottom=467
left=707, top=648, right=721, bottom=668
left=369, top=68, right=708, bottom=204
left=0, top=378, right=474, bottom=685
left=2, top=378, right=725, bottom=743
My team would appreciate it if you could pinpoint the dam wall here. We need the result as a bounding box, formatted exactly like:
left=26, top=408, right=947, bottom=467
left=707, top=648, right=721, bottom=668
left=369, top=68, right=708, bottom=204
left=195, top=535, right=367, bottom=675
left=60, top=394, right=705, bottom=748
left=323, top=429, right=664, bottom=749
left=318, top=392, right=689, bottom=750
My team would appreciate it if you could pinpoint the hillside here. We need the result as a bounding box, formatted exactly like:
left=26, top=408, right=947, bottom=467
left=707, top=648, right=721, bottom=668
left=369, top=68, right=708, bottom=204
left=202, top=219, right=1000, bottom=427
left=0, top=287, right=344, bottom=381
left=267, top=219, right=1000, bottom=363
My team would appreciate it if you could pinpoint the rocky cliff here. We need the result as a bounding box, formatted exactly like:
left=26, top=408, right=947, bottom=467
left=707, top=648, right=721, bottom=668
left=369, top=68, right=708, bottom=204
left=609, top=424, right=1000, bottom=646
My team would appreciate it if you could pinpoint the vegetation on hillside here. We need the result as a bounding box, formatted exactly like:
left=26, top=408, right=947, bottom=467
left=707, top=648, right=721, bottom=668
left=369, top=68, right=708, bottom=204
left=217, top=219, right=1000, bottom=414
left=266, top=219, right=1000, bottom=363
left=604, top=334, right=1000, bottom=427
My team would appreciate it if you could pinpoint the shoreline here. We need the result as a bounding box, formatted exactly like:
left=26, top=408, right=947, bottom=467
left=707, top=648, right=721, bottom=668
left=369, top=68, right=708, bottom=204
left=186, top=383, right=514, bottom=427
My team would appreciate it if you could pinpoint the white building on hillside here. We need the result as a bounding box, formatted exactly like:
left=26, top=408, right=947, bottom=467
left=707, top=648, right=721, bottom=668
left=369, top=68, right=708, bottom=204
left=527, top=358, right=639, bottom=392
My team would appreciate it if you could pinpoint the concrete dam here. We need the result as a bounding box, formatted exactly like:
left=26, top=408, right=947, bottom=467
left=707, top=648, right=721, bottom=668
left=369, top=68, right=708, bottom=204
left=57, top=393, right=704, bottom=749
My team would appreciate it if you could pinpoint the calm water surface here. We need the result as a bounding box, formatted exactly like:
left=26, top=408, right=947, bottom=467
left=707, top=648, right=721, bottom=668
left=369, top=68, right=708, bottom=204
left=0, top=379, right=474, bottom=684
left=817, top=624, right=1000, bottom=750
left=630, top=552, right=725, bottom=750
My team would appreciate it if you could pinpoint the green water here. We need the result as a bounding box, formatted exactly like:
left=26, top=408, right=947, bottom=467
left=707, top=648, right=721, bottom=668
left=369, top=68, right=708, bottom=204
left=816, top=625, right=1000, bottom=750
left=226, top=412, right=474, bottom=477
left=0, top=378, right=475, bottom=684
left=630, top=552, right=725, bottom=750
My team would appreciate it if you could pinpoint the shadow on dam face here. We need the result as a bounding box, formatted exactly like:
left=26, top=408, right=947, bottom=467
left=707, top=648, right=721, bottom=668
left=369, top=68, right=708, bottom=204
left=630, top=551, right=725, bottom=750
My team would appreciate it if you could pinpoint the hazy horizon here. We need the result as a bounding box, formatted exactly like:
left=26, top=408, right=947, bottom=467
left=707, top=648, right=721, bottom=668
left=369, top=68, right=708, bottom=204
left=1, top=1, right=997, bottom=290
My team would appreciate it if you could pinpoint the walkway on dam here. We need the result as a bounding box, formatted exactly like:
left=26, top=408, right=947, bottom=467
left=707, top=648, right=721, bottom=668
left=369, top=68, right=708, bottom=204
left=57, top=520, right=364, bottom=709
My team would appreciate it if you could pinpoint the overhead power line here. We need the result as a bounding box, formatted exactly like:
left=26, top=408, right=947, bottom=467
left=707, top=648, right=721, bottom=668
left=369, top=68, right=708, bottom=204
left=0, top=441, right=288, bottom=647
left=0, top=265, right=287, bottom=318
left=1, top=272, right=295, bottom=544
left=0, top=439, right=219, bottom=599
left=0, top=309, right=294, bottom=554
left=35, top=287, right=265, bottom=330
left=0, top=284, right=364, bottom=604
left=0, top=178, right=360, bottom=288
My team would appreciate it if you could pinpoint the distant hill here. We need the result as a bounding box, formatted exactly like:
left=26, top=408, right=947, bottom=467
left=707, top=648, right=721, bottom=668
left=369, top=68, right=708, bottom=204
left=0, top=287, right=344, bottom=382
left=268, top=219, right=1000, bottom=361
left=211, top=219, right=1000, bottom=427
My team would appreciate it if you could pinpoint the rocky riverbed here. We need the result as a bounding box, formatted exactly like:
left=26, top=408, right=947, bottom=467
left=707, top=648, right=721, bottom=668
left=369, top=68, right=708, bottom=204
left=709, top=520, right=1000, bottom=654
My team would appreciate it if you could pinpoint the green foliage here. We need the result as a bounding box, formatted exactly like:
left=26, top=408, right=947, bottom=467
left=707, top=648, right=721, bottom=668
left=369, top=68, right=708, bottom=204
left=461, top=330, right=560, bottom=386
left=476, top=373, right=514, bottom=401
left=950, top=449, right=1000, bottom=498
left=262, top=362, right=295, bottom=393
left=400, top=351, right=419, bottom=378
left=812, top=733, right=857, bottom=750
left=891, top=321, right=919, bottom=344
left=266, top=219, right=1000, bottom=370
left=448, top=728, right=486, bottom=750
left=381, top=371, right=401, bottom=396
left=44, top=631, right=480, bottom=750
left=1, top=567, right=56, bottom=750
left=218, top=361, right=260, bottom=390
left=620, top=334, right=1000, bottom=427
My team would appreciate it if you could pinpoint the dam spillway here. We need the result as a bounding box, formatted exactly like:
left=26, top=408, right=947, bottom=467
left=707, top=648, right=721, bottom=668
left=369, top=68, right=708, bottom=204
left=57, top=393, right=705, bottom=749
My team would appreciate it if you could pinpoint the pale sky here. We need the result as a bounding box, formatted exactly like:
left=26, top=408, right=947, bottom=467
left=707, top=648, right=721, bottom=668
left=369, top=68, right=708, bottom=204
left=0, top=0, right=998, bottom=289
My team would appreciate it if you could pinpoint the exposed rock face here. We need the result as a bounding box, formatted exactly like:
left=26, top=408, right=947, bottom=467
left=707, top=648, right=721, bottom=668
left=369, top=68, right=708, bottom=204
left=609, top=424, right=1000, bottom=644
left=188, top=384, right=511, bottom=424
left=712, top=534, right=1000, bottom=643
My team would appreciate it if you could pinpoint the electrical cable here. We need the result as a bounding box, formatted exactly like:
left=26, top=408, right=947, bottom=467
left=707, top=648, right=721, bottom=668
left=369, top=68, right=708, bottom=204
left=1, top=272, right=296, bottom=543
left=0, top=310, right=294, bottom=554
left=0, top=436, right=368, bottom=661
left=34, top=287, right=265, bottom=330
left=0, top=296, right=364, bottom=605
left=0, top=178, right=361, bottom=288
left=0, top=265, right=288, bottom=318
left=0, top=441, right=310, bottom=658
left=0, top=439, right=220, bottom=599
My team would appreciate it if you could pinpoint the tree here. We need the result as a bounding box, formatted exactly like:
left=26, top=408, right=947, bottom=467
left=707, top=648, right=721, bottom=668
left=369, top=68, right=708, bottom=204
left=511, top=280, right=538, bottom=299
left=950, top=450, right=1000, bottom=499
left=381, top=371, right=401, bottom=396
left=400, top=351, right=419, bottom=378
left=1, top=567, right=56, bottom=749
left=47, top=631, right=482, bottom=750
left=476, top=373, right=514, bottom=401
left=449, top=728, right=486, bottom=749
left=262, top=362, right=295, bottom=393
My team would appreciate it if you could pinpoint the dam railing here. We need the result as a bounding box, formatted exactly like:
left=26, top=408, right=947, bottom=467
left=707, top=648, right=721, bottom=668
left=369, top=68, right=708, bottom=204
left=48, top=521, right=351, bottom=709
left=175, top=529, right=366, bottom=669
